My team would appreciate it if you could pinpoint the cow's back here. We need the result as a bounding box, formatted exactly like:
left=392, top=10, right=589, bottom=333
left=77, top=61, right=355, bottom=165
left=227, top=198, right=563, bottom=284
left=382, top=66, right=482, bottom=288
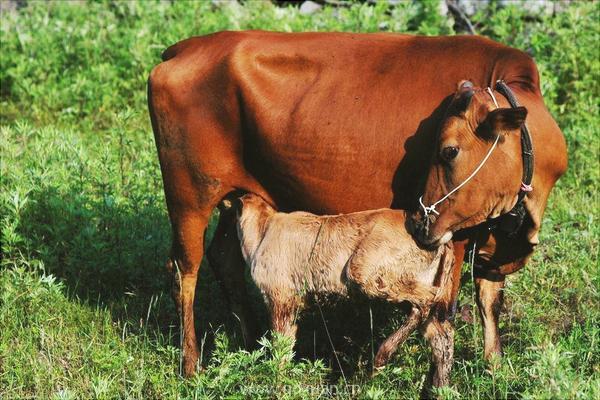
left=152, top=31, right=555, bottom=217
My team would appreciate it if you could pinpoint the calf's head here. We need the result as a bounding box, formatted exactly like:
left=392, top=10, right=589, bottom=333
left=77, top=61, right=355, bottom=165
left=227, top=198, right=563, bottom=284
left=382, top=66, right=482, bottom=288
left=234, top=193, right=277, bottom=260
left=413, top=81, right=527, bottom=246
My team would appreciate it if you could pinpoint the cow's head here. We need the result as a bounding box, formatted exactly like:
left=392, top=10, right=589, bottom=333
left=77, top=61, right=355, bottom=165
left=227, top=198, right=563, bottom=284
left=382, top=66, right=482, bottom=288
left=412, top=80, right=528, bottom=247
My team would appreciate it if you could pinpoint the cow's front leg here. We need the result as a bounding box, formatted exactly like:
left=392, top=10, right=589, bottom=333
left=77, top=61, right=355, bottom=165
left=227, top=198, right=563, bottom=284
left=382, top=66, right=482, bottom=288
left=474, top=267, right=505, bottom=360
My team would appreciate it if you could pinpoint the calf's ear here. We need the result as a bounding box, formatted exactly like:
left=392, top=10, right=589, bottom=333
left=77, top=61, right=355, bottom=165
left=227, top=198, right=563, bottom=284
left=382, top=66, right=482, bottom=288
left=484, top=106, right=527, bottom=133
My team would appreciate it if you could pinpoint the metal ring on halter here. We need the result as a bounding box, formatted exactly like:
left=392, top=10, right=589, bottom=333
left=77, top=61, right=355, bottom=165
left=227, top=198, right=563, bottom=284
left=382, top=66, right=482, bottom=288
left=419, top=196, right=439, bottom=217
left=520, top=182, right=533, bottom=192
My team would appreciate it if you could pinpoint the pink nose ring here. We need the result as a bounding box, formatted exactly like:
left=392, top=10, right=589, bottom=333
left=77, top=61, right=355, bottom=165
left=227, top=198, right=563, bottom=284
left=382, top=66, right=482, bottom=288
left=520, top=182, right=533, bottom=192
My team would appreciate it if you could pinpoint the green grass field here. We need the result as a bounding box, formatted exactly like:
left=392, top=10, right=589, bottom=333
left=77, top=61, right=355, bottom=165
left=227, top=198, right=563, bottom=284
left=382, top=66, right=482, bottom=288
left=1, top=1, right=598, bottom=399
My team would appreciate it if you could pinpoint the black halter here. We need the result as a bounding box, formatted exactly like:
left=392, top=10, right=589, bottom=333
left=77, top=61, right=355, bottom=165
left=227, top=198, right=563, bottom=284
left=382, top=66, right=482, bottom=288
left=489, top=80, right=535, bottom=236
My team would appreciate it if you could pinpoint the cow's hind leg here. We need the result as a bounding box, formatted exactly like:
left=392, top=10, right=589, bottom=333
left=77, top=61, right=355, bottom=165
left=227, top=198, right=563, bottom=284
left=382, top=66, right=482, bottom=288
left=149, top=83, right=233, bottom=375
left=207, top=200, right=260, bottom=348
left=149, top=59, right=274, bottom=376
left=167, top=205, right=218, bottom=377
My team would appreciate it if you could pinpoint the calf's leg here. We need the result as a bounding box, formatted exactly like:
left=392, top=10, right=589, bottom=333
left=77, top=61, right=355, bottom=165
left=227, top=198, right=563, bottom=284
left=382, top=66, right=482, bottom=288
left=447, top=240, right=467, bottom=318
left=207, top=204, right=260, bottom=348
left=421, top=316, right=454, bottom=395
left=374, top=306, right=423, bottom=370
left=269, top=297, right=299, bottom=340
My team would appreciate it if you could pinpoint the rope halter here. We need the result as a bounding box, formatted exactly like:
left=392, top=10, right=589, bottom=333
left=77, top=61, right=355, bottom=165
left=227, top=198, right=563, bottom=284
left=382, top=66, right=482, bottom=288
left=419, top=87, right=500, bottom=219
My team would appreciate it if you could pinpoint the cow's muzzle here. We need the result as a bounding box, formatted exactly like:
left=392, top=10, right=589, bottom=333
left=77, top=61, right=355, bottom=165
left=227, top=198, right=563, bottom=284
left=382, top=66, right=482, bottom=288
left=410, top=212, right=452, bottom=248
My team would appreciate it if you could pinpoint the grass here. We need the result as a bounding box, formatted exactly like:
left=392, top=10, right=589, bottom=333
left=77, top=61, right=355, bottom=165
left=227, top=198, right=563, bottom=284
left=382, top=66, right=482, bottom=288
left=1, top=1, right=599, bottom=399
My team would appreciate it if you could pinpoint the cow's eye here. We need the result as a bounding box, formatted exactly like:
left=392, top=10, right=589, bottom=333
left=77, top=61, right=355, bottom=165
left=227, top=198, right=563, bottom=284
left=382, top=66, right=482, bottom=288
left=441, top=146, right=459, bottom=162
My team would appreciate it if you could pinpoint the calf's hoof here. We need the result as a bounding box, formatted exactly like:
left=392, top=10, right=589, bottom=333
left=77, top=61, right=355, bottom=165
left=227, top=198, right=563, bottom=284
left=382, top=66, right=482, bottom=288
left=373, top=348, right=393, bottom=371
left=182, top=350, right=202, bottom=377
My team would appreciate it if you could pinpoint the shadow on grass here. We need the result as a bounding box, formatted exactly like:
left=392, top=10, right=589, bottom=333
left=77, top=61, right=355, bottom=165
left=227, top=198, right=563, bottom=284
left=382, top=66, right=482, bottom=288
left=18, top=183, right=228, bottom=350
left=18, top=183, right=421, bottom=379
left=295, top=296, right=415, bottom=380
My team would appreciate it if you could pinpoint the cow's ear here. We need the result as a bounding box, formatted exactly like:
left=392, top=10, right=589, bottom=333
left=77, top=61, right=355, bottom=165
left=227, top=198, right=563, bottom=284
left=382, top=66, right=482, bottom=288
left=233, top=197, right=244, bottom=218
left=484, top=106, right=527, bottom=133
left=454, top=80, right=474, bottom=111
left=457, top=80, right=474, bottom=93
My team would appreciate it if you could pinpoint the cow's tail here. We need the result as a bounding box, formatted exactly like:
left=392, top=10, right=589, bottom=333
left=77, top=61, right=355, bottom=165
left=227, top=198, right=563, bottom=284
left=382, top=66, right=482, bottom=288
left=161, top=41, right=184, bottom=61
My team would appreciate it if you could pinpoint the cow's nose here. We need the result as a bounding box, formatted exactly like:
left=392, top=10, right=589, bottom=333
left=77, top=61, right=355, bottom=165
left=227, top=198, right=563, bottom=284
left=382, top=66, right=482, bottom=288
left=409, top=212, right=429, bottom=245
left=410, top=212, right=440, bottom=248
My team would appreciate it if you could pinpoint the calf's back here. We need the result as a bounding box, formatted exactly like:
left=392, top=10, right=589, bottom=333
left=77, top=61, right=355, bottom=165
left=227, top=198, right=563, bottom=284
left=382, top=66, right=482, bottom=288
left=236, top=195, right=445, bottom=302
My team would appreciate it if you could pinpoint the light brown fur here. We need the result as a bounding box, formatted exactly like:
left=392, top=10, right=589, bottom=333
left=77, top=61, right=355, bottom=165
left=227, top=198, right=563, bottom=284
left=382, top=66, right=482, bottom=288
left=235, top=193, right=454, bottom=372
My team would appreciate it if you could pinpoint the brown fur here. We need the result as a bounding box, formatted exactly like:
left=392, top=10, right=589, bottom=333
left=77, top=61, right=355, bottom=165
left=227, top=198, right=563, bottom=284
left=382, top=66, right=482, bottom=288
left=421, top=318, right=454, bottom=394
left=148, top=31, right=565, bottom=376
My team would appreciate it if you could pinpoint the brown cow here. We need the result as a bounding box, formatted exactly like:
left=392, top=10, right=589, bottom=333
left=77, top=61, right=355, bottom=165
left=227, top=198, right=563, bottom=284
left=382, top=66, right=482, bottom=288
left=413, top=79, right=567, bottom=358
left=147, top=31, right=567, bottom=385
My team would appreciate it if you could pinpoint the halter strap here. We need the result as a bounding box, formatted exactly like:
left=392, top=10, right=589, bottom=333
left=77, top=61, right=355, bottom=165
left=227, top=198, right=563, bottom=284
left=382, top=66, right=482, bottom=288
left=495, top=80, right=535, bottom=205
left=493, top=80, right=535, bottom=236
left=486, top=87, right=499, bottom=108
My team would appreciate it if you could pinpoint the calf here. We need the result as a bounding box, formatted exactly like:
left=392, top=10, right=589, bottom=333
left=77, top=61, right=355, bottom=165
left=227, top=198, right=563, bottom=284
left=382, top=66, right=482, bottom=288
left=234, top=193, right=455, bottom=373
